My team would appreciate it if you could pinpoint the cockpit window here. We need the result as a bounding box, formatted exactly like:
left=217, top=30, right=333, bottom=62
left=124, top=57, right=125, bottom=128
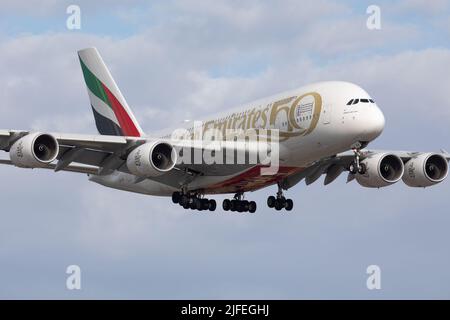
left=347, top=98, right=375, bottom=105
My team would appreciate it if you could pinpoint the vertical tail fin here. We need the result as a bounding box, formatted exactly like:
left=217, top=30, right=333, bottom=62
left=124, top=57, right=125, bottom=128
left=78, top=47, right=144, bottom=137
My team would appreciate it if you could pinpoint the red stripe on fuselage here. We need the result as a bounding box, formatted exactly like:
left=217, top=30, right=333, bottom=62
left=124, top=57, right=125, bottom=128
left=102, top=83, right=141, bottom=137
left=205, top=165, right=304, bottom=194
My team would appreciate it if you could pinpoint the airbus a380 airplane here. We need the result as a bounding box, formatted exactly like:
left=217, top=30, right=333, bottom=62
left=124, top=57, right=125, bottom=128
left=0, top=48, right=449, bottom=213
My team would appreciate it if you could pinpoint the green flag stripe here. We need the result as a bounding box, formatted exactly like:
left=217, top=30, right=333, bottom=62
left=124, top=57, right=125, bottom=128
left=79, top=57, right=112, bottom=109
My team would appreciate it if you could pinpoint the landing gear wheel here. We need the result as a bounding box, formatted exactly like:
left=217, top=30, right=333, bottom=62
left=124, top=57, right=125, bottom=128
left=242, top=200, right=249, bottom=212
left=349, top=162, right=358, bottom=174
left=200, top=199, right=209, bottom=210
left=358, top=163, right=367, bottom=174
left=176, top=192, right=218, bottom=212
left=248, top=201, right=257, bottom=213
left=285, top=199, right=293, bottom=211
left=269, top=183, right=294, bottom=211
left=208, top=199, right=216, bottom=211
left=193, top=198, right=202, bottom=210
left=230, top=200, right=238, bottom=212
left=172, top=191, right=181, bottom=204
left=267, top=196, right=276, bottom=208
left=179, top=195, right=189, bottom=207
left=223, top=199, right=231, bottom=211
left=279, top=196, right=286, bottom=207
left=350, top=145, right=367, bottom=175
left=274, top=200, right=283, bottom=211
left=223, top=193, right=257, bottom=213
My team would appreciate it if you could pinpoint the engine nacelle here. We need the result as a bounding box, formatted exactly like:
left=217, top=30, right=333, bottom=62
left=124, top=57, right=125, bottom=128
left=402, top=153, right=448, bottom=187
left=126, top=141, right=177, bottom=177
left=356, top=153, right=404, bottom=188
left=10, top=133, right=59, bottom=168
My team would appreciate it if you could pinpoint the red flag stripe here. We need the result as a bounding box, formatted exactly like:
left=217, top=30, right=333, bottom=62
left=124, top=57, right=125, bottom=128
left=101, top=83, right=141, bottom=137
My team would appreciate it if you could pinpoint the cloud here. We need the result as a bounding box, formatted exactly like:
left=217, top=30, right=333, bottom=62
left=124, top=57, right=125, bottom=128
left=1, top=0, right=450, bottom=299
left=393, top=0, right=449, bottom=16
left=0, top=0, right=148, bottom=16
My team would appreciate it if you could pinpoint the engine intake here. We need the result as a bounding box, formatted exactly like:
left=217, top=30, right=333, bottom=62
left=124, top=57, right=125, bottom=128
left=10, top=133, right=59, bottom=168
left=402, top=153, right=448, bottom=187
left=126, top=141, right=177, bottom=177
left=356, top=153, right=404, bottom=188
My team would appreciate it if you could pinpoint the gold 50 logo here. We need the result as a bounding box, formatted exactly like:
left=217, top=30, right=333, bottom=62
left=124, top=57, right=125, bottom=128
left=269, top=92, right=322, bottom=139
left=202, top=92, right=322, bottom=141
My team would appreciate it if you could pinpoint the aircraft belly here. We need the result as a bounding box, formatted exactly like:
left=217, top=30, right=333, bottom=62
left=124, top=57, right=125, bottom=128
left=202, top=165, right=304, bottom=194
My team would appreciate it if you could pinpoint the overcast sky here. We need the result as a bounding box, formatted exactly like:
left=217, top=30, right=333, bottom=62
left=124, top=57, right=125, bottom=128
left=1, top=0, right=450, bottom=299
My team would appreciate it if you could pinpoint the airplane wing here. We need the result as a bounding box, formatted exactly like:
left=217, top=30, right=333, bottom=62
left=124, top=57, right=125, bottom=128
left=0, top=130, right=263, bottom=184
left=4, top=129, right=447, bottom=191
left=0, top=130, right=142, bottom=173
left=0, top=158, right=99, bottom=174
left=280, top=149, right=450, bottom=189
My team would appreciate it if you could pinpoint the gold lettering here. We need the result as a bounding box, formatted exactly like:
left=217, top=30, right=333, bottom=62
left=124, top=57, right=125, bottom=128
left=260, top=105, right=270, bottom=129
left=252, top=110, right=262, bottom=128
left=269, top=97, right=296, bottom=130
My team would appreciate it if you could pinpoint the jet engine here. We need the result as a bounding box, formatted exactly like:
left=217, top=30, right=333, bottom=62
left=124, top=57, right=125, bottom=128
left=356, top=153, right=404, bottom=188
left=126, top=141, right=177, bottom=177
left=9, top=133, right=59, bottom=168
left=402, top=153, right=448, bottom=187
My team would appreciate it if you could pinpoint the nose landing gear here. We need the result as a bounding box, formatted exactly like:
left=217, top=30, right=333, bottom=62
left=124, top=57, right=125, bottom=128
left=267, top=184, right=293, bottom=211
left=349, top=146, right=367, bottom=175
left=222, top=192, right=257, bottom=213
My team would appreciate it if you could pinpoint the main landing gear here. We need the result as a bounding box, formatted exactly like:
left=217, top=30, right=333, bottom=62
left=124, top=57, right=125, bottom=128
left=172, top=191, right=217, bottom=211
left=222, top=193, right=257, bottom=213
left=267, top=184, right=293, bottom=211
left=349, top=146, right=367, bottom=175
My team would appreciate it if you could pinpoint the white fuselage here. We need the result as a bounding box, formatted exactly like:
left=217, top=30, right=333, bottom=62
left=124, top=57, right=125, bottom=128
left=89, top=81, right=385, bottom=196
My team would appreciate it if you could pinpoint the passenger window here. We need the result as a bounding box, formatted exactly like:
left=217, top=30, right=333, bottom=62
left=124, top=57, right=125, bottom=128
left=352, top=99, right=359, bottom=105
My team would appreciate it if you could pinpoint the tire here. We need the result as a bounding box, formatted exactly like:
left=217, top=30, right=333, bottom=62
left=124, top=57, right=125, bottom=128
left=358, top=163, right=367, bottom=175
left=208, top=199, right=217, bottom=211
left=349, top=162, right=357, bottom=174
left=182, top=202, right=190, bottom=209
left=242, top=200, right=249, bottom=212
left=230, top=200, right=238, bottom=212
left=274, top=200, right=283, bottom=211
left=236, top=202, right=243, bottom=213
left=172, top=192, right=181, bottom=204
left=248, top=201, right=257, bottom=213
left=267, top=196, right=276, bottom=208
left=222, top=199, right=231, bottom=211
left=201, top=199, right=210, bottom=210
left=194, top=198, right=203, bottom=210
left=179, top=195, right=189, bottom=207
left=285, top=199, right=293, bottom=211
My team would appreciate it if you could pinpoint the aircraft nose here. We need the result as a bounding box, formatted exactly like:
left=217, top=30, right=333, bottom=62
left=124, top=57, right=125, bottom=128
left=365, top=104, right=385, bottom=140
left=374, top=105, right=385, bottom=135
